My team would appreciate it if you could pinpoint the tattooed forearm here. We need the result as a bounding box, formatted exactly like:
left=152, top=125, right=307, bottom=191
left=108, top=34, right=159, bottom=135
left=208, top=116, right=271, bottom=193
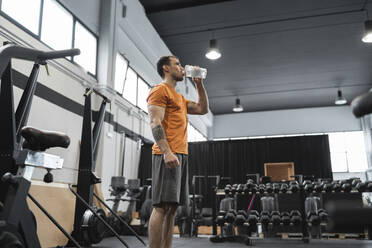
left=152, top=125, right=166, bottom=142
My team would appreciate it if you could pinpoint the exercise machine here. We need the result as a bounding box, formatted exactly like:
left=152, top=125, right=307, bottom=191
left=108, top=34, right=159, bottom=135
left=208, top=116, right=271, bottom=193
left=106, top=177, right=144, bottom=234
left=0, top=43, right=82, bottom=247
left=67, top=88, right=146, bottom=247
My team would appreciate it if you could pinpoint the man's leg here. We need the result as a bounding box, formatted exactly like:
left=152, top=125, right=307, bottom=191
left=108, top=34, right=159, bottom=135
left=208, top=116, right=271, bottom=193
left=161, top=204, right=178, bottom=248
left=149, top=206, right=166, bottom=248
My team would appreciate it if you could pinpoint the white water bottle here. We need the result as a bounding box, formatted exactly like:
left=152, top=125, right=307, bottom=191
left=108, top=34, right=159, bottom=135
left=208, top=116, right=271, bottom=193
left=184, top=65, right=207, bottom=79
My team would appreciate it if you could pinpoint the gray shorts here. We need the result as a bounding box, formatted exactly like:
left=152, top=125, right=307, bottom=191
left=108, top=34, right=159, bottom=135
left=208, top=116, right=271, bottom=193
left=152, top=153, right=189, bottom=207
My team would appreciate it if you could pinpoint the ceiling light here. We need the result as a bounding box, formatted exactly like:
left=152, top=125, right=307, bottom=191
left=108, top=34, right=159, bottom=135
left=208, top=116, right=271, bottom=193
left=205, top=39, right=221, bottom=60
left=233, top=98, right=243, bottom=112
left=362, top=20, right=372, bottom=43
left=335, top=90, right=347, bottom=105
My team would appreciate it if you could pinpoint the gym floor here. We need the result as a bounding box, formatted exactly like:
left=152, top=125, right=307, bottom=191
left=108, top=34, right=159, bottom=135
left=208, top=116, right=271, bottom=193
left=99, top=236, right=372, bottom=247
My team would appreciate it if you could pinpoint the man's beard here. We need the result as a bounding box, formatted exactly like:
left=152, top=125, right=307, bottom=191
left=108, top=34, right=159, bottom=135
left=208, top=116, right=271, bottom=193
left=172, top=74, right=184, bottom=82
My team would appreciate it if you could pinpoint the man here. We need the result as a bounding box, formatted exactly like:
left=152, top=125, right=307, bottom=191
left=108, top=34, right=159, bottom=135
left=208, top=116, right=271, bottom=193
left=147, top=55, right=208, bottom=248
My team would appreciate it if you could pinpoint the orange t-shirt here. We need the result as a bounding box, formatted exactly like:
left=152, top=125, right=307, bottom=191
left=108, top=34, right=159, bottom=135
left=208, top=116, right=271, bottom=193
left=147, top=83, right=190, bottom=155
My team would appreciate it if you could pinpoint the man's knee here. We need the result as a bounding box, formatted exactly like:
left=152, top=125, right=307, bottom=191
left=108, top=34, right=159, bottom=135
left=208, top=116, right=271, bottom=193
left=156, top=202, right=178, bottom=216
left=167, top=204, right=178, bottom=216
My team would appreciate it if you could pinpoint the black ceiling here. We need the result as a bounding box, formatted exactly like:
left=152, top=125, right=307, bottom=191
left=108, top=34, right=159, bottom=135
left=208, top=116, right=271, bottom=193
left=139, top=0, right=372, bottom=115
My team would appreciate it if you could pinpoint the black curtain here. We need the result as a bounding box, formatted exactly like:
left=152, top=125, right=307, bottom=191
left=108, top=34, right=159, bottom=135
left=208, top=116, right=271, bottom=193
left=137, top=135, right=332, bottom=208
left=138, top=142, right=153, bottom=183
left=187, top=135, right=333, bottom=184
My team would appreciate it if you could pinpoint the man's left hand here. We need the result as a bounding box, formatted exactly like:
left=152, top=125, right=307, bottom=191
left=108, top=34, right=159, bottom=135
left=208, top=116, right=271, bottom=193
left=192, top=77, right=203, bottom=85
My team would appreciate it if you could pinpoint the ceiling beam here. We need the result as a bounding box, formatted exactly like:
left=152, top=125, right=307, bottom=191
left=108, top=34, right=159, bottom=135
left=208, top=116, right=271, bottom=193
left=144, top=0, right=238, bottom=14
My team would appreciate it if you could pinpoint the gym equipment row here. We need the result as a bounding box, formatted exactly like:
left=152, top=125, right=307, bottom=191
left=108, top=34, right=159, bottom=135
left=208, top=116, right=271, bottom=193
left=0, top=43, right=146, bottom=248
left=224, top=178, right=369, bottom=195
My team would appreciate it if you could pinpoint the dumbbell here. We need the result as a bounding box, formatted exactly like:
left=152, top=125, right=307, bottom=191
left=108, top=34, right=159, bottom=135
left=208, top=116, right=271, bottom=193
left=303, top=180, right=313, bottom=193
left=341, top=182, right=352, bottom=193
left=225, top=210, right=237, bottom=224
left=314, top=183, right=323, bottom=193
left=265, top=183, right=273, bottom=194
left=249, top=210, right=259, bottom=219
left=323, top=182, right=333, bottom=193
left=317, top=209, right=328, bottom=222
left=247, top=210, right=259, bottom=231
left=290, top=210, right=302, bottom=226
left=250, top=184, right=258, bottom=194
left=231, top=184, right=238, bottom=195
left=258, top=184, right=266, bottom=194
left=356, top=182, right=367, bottom=193
left=260, top=211, right=270, bottom=226
left=216, top=211, right=226, bottom=228
left=352, top=178, right=362, bottom=188
left=243, top=183, right=249, bottom=194
left=281, top=212, right=291, bottom=226
left=367, top=182, right=372, bottom=192
left=332, top=181, right=342, bottom=192
left=224, top=184, right=232, bottom=195
left=307, top=212, right=320, bottom=226
left=271, top=211, right=281, bottom=226
left=237, top=184, right=244, bottom=194
left=247, top=214, right=258, bottom=227
left=235, top=210, right=247, bottom=226
left=272, top=183, right=280, bottom=194
left=280, top=183, right=289, bottom=193
left=237, top=210, right=248, bottom=218
left=302, top=180, right=312, bottom=186
left=289, top=181, right=300, bottom=193
left=246, top=179, right=255, bottom=187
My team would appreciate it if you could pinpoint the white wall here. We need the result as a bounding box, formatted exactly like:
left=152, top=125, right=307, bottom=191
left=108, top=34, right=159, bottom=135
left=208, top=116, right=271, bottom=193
left=212, top=106, right=361, bottom=139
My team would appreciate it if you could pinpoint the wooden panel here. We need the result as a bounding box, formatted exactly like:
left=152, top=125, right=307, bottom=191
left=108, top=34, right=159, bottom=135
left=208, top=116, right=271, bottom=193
left=264, top=162, right=295, bottom=182
left=27, top=181, right=75, bottom=248
left=27, top=181, right=106, bottom=247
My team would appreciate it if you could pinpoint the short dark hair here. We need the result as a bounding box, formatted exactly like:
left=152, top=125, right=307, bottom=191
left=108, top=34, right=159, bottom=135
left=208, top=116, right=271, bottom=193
left=157, top=55, right=178, bottom=78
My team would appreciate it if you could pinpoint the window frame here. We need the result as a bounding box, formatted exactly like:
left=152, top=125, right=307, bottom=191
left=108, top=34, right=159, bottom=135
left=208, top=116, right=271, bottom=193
left=136, top=74, right=151, bottom=113
left=114, top=53, right=129, bottom=96
left=72, top=18, right=98, bottom=76
left=122, top=66, right=138, bottom=106
left=0, top=0, right=42, bottom=40
left=0, top=0, right=98, bottom=77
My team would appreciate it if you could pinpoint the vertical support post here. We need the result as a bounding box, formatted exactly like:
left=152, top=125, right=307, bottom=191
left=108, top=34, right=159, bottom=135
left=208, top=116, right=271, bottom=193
left=0, top=59, right=17, bottom=202
left=92, top=99, right=107, bottom=171
left=71, top=90, right=94, bottom=244
left=15, top=63, right=40, bottom=143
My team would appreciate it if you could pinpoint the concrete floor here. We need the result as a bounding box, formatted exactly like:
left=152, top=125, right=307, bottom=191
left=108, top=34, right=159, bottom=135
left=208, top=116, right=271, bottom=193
left=98, top=235, right=372, bottom=248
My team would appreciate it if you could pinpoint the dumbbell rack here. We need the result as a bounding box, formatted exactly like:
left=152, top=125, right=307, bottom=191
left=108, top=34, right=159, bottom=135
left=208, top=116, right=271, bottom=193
left=302, top=179, right=370, bottom=240
left=214, top=183, right=311, bottom=244
left=250, top=186, right=310, bottom=243
left=213, top=177, right=371, bottom=246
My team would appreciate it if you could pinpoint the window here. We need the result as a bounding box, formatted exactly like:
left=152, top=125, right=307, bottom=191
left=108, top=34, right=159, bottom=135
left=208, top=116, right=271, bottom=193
left=137, top=77, right=150, bottom=112
left=328, top=131, right=368, bottom=172
left=1, top=0, right=41, bottom=34
left=0, top=0, right=98, bottom=75
left=74, top=21, right=97, bottom=74
left=188, top=124, right=207, bottom=142
left=114, top=54, right=128, bottom=94
left=114, top=54, right=151, bottom=112
left=123, top=67, right=137, bottom=106
left=41, top=0, right=73, bottom=50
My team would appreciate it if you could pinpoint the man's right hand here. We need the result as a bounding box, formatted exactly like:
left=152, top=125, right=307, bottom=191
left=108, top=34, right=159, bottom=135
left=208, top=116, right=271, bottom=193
left=164, top=152, right=180, bottom=168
